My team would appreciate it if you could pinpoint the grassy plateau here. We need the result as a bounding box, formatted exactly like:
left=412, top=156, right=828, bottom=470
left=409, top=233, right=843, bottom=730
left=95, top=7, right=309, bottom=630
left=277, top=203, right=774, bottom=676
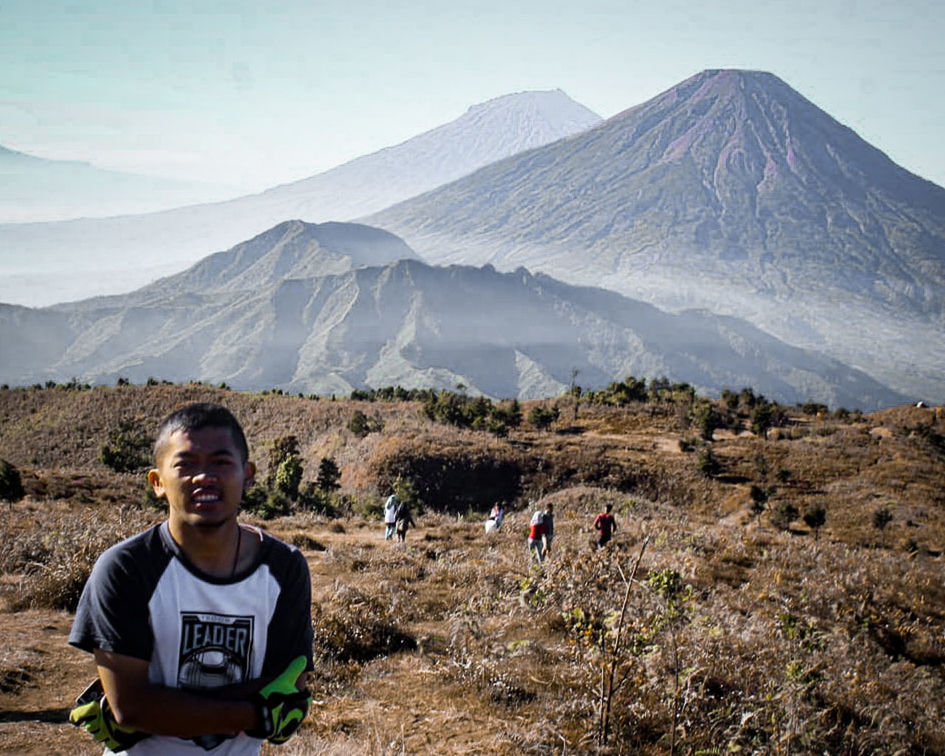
left=0, top=382, right=943, bottom=754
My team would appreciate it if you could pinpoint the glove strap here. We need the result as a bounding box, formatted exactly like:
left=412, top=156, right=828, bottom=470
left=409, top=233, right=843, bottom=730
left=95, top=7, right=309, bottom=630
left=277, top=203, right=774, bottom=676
left=249, top=698, right=275, bottom=739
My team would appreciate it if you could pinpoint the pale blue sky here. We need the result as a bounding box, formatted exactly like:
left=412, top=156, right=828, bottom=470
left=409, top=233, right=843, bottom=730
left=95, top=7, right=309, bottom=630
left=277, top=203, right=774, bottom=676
left=2, top=0, right=942, bottom=193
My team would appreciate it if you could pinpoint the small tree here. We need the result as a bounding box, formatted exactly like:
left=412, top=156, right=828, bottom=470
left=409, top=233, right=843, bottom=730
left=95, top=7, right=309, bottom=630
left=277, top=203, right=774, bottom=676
left=749, top=484, right=769, bottom=513
left=393, top=477, right=419, bottom=511
left=646, top=568, right=694, bottom=754
left=529, top=404, right=559, bottom=430
left=803, top=504, right=827, bottom=539
left=316, top=457, right=341, bottom=492
left=751, top=403, right=774, bottom=439
left=494, top=399, right=523, bottom=428
left=569, top=368, right=581, bottom=420
left=771, top=501, right=799, bottom=531
left=755, top=453, right=770, bottom=480
left=697, top=448, right=721, bottom=478
left=692, top=402, right=721, bottom=441
left=0, top=458, right=25, bottom=504
left=872, top=507, right=893, bottom=547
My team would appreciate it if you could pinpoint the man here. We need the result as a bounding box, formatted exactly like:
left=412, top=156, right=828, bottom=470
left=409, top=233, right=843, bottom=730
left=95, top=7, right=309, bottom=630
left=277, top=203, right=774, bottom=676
left=69, top=403, right=313, bottom=754
left=394, top=499, right=415, bottom=542
left=383, top=493, right=399, bottom=540
left=528, top=508, right=547, bottom=564
left=594, top=503, right=618, bottom=548
left=485, top=503, right=504, bottom=533
left=542, top=503, right=555, bottom=558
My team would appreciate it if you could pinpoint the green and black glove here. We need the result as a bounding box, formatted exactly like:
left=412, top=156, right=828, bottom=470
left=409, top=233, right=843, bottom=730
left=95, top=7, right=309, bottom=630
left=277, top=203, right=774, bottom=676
left=248, top=655, right=311, bottom=744
left=69, top=679, right=151, bottom=753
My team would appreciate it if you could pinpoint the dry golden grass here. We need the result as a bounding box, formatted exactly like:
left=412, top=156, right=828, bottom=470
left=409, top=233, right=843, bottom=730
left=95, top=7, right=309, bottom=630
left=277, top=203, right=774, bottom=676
left=1, top=386, right=944, bottom=753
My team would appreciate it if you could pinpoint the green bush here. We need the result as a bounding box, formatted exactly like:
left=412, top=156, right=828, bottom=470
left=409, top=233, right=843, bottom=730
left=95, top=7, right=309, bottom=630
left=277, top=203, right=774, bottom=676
left=242, top=483, right=269, bottom=514
left=275, top=455, right=303, bottom=500
left=265, top=435, right=300, bottom=488
left=256, top=492, right=291, bottom=520
left=100, top=419, right=152, bottom=473
left=528, top=404, right=559, bottom=430
left=771, top=501, right=799, bottom=531
left=697, top=448, right=720, bottom=478
left=297, top=482, right=336, bottom=516
left=348, top=410, right=383, bottom=437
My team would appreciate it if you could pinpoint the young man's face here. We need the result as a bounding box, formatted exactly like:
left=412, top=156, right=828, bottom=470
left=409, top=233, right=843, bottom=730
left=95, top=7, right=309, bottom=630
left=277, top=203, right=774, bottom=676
left=148, top=426, right=255, bottom=532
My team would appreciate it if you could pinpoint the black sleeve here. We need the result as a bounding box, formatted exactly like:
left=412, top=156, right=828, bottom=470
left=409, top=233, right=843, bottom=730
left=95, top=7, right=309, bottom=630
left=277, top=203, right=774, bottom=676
left=69, top=529, right=165, bottom=661
left=261, top=545, right=314, bottom=679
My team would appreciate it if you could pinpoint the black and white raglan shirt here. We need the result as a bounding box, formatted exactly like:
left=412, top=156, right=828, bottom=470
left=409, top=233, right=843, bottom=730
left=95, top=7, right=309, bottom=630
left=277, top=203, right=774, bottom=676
left=69, top=522, right=314, bottom=755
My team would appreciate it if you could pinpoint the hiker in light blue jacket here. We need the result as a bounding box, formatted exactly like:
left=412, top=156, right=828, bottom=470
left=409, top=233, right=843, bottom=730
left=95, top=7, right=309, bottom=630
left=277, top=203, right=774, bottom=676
left=383, top=494, right=398, bottom=540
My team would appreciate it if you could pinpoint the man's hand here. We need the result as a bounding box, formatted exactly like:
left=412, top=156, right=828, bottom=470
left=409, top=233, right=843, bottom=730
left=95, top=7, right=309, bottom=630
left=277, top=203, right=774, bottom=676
left=248, top=656, right=311, bottom=744
left=69, top=679, right=150, bottom=752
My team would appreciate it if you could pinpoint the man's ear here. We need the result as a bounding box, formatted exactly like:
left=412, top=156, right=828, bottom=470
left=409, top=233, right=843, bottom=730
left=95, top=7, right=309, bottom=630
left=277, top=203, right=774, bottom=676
left=243, top=461, right=256, bottom=490
left=147, top=469, right=165, bottom=499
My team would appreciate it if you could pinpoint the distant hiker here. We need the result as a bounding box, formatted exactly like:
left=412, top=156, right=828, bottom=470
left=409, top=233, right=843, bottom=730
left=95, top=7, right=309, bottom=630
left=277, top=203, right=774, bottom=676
left=542, top=503, right=555, bottom=557
left=68, top=403, right=312, bottom=754
left=383, top=493, right=399, bottom=540
left=485, top=502, right=505, bottom=533
left=395, top=500, right=415, bottom=542
left=594, top=503, right=617, bottom=548
left=528, top=508, right=548, bottom=564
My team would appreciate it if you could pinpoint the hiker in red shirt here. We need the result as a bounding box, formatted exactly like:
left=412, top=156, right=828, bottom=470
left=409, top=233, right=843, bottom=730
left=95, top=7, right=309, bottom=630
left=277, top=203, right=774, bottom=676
left=594, top=503, right=617, bottom=548
left=528, top=509, right=548, bottom=564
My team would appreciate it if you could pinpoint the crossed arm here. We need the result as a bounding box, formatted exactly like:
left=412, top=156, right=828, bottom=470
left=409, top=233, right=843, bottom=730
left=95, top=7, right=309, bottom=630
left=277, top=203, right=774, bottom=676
left=94, top=649, right=260, bottom=737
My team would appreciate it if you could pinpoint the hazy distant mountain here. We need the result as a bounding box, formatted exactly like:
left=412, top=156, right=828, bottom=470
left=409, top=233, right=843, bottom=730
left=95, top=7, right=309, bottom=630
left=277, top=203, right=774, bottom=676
left=0, top=221, right=904, bottom=410
left=0, top=144, right=235, bottom=223
left=365, top=70, right=945, bottom=401
left=115, top=220, right=421, bottom=303
left=0, top=90, right=601, bottom=306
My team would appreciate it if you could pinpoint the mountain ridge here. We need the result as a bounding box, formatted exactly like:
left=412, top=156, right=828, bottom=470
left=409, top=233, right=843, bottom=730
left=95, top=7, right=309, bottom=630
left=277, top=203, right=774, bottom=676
left=0, top=90, right=601, bottom=306
left=0, top=221, right=905, bottom=410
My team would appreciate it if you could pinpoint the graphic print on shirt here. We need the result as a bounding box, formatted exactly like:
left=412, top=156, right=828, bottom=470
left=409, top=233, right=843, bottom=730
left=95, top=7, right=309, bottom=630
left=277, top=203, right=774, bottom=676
left=178, top=612, right=254, bottom=689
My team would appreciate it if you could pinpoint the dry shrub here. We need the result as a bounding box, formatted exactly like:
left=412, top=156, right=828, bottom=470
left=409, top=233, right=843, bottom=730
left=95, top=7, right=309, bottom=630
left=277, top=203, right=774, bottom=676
left=286, top=533, right=327, bottom=551
left=311, top=583, right=416, bottom=665
left=1, top=505, right=155, bottom=612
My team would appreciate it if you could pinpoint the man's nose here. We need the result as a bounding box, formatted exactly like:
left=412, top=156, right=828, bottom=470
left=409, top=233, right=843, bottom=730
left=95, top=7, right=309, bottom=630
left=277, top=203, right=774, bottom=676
left=191, top=467, right=219, bottom=482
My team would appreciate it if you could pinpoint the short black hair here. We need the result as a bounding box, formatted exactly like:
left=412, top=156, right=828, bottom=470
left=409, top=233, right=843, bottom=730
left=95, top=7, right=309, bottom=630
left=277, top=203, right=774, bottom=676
left=154, top=403, right=249, bottom=464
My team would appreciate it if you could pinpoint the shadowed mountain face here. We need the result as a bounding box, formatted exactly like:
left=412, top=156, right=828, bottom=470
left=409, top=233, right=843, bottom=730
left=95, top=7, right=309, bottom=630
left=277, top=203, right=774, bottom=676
left=366, top=70, right=945, bottom=401
left=0, top=90, right=601, bottom=307
left=0, top=222, right=904, bottom=409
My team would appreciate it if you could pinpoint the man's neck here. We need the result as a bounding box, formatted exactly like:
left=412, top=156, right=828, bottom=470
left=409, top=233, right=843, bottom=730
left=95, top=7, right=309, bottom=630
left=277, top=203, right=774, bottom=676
left=168, top=517, right=240, bottom=577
